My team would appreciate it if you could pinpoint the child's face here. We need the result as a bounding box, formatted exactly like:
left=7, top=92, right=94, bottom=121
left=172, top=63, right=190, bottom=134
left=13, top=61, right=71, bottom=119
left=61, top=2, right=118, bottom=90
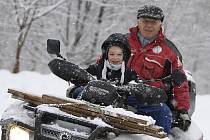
left=108, top=46, right=123, bottom=65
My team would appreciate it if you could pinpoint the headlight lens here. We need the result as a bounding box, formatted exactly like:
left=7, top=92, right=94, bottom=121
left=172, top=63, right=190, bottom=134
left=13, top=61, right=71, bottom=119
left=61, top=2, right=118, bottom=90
left=9, top=125, right=33, bottom=140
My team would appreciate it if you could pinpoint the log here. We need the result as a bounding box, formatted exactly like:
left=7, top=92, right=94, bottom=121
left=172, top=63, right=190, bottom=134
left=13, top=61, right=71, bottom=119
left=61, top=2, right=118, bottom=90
left=7, top=88, right=167, bottom=138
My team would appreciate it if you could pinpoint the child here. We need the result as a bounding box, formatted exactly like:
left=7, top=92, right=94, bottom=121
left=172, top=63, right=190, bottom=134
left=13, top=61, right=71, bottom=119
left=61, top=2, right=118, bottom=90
left=86, top=33, right=137, bottom=85
left=69, top=33, right=137, bottom=98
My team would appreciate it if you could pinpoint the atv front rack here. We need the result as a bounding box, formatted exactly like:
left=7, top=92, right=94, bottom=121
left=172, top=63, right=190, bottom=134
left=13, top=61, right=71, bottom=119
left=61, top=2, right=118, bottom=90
left=34, top=105, right=124, bottom=140
left=7, top=88, right=167, bottom=139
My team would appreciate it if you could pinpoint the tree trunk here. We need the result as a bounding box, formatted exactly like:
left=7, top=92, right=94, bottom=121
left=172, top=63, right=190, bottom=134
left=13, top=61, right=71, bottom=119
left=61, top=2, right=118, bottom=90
left=12, top=15, right=34, bottom=73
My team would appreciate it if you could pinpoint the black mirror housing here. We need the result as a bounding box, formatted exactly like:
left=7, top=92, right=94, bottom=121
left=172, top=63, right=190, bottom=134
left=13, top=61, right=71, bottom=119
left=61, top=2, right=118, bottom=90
left=47, top=39, right=60, bottom=55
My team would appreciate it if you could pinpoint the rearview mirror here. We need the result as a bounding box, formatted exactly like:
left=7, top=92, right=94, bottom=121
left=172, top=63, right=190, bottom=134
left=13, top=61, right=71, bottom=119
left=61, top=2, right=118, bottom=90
left=47, top=39, right=60, bottom=55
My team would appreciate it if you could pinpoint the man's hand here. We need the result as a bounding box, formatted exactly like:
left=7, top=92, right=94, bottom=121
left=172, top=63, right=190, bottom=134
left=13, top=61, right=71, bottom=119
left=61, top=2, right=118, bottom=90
left=177, top=109, right=191, bottom=131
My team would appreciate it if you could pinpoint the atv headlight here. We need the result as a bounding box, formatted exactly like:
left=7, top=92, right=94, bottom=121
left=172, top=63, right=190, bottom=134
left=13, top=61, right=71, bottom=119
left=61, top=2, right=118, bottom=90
left=9, top=125, right=33, bottom=140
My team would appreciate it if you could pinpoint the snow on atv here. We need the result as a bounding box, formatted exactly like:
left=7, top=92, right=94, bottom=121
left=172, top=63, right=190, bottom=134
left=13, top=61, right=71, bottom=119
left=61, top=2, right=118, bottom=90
left=0, top=39, right=203, bottom=140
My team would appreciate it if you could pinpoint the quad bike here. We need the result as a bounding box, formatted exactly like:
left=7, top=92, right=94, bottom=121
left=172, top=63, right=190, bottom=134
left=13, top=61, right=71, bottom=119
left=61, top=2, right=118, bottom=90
left=0, top=39, right=203, bottom=140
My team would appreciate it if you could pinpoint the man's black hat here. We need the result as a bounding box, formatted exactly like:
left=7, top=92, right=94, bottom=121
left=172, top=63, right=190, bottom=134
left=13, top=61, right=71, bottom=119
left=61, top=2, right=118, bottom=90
left=137, top=5, right=164, bottom=22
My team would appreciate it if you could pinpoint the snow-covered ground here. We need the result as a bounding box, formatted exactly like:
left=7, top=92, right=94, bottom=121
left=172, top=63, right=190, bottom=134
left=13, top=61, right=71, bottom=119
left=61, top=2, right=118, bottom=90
left=0, top=70, right=209, bottom=139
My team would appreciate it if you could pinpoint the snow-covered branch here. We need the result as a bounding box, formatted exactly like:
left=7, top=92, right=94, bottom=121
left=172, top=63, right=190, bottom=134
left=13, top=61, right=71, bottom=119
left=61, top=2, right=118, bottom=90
left=33, top=0, right=66, bottom=20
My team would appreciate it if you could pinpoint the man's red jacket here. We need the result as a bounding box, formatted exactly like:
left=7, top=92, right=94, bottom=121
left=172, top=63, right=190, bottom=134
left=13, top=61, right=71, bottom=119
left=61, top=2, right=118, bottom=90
left=127, top=26, right=190, bottom=111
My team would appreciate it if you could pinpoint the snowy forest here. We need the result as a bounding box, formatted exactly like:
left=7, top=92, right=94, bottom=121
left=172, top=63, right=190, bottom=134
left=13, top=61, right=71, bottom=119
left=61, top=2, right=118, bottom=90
left=0, top=0, right=209, bottom=95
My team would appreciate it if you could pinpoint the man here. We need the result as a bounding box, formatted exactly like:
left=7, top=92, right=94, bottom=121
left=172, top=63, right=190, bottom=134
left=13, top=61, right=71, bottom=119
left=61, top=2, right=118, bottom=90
left=127, top=5, right=191, bottom=133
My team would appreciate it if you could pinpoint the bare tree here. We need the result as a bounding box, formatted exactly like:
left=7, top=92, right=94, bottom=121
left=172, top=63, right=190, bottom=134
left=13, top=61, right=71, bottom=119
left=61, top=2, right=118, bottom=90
left=12, top=0, right=65, bottom=73
left=51, top=0, right=106, bottom=65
